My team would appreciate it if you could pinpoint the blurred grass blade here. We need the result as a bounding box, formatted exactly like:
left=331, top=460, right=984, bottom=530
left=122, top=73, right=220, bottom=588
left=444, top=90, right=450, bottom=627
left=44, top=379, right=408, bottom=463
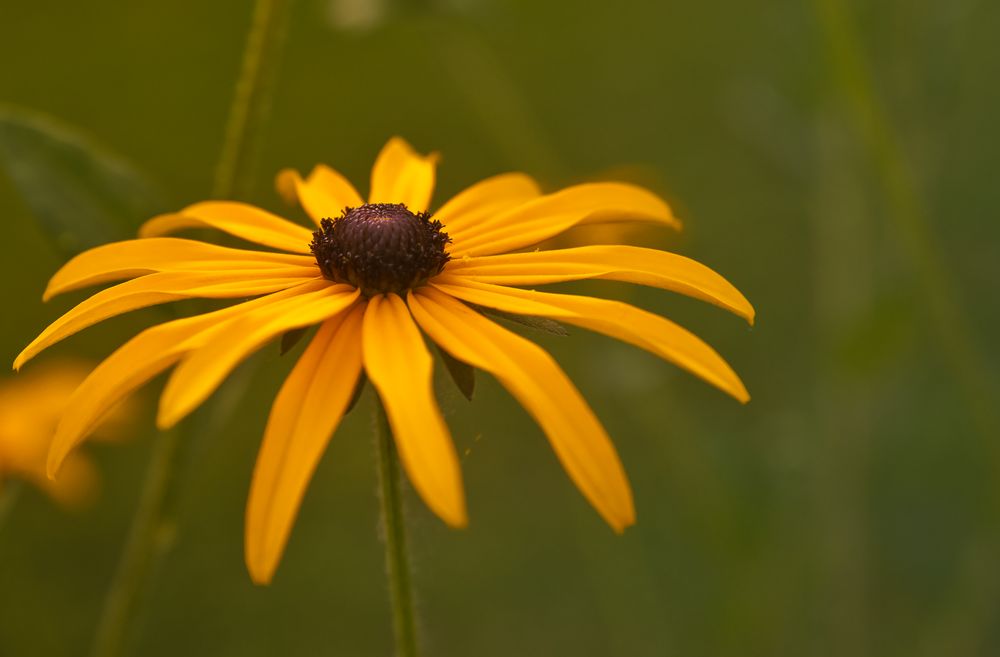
left=0, top=104, right=167, bottom=259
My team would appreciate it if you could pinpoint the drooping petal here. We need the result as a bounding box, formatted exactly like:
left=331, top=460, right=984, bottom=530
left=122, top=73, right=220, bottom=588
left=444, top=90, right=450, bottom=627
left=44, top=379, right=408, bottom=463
left=361, top=294, right=466, bottom=527
left=432, top=276, right=749, bottom=403
left=45, top=237, right=316, bottom=300
left=15, top=271, right=321, bottom=371
left=449, top=182, right=680, bottom=258
left=140, top=201, right=314, bottom=253
left=276, top=165, right=364, bottom=226
left=245, top=305, right=365, bottom=584
left=433, top=173, right=541, bottom=246
left=157, top=286, right=360, bottom=428
left=409, top=288, right=634, bottom=531
left=47, top=283, right=324, bottom=476
left=446, top=245, right=755, bottom=324
left=368, top=137, right=438, bottom=213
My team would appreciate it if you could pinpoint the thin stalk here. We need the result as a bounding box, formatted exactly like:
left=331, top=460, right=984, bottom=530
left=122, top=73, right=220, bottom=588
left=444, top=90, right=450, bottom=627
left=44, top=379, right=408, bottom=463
left=373, top=399, right=420, bottom=657
left=91, top=428, right=184, bottom=657
left=0, top=480, right=23, bottom=534
left=815, top=2, right=1000, bottom=654
left=212, top=0, right=294, bottom=200
left=815, top=0, right=998, bottom=440
left=90, top=1, right=295, bottom=655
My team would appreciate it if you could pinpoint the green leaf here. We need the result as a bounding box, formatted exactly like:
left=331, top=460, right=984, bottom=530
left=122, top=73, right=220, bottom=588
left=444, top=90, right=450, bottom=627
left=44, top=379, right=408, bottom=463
left=473, top=304, right=569, bottom=336
left=437, top=345, right=476, bottom=400
left=279, top=327, right=310, bottom=355
left=344, top=373, right=367, bottom=415
left=0, top=104, right=168, bottom=259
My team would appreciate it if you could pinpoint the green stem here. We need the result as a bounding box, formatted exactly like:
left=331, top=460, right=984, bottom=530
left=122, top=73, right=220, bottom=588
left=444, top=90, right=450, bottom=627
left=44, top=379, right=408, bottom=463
left=373, top=400, right=420, bottom=657
left=90, top=1, right=294, bottom=655
left=815, top=0, right=998, bottom=441
left=0, top=480, right=23, bottom=533
left=815, top=2, right=1000, bottom=654
left=212, top=0, right=294, bottom=200
left=91, top=428, right=183, bottom=657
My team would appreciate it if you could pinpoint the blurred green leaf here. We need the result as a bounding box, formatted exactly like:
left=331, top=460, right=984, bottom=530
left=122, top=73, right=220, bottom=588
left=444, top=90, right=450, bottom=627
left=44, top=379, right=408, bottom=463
left=437, top=344, right=476, bottom=400
left=280, top=327, right=310, bottom=355
left=0, top=104, right=167, bottom=259
left=344, top=373, right=367, bottom=415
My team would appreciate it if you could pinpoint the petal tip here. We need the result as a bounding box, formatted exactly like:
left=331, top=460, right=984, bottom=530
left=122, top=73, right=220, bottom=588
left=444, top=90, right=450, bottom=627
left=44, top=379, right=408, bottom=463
left=155, top=405, right=180, bottom=431
left=247, top=561, right=274, bottom=586
left=275, top=168, right=301, bottom=206
left=46, top=451, right=66, bottom=480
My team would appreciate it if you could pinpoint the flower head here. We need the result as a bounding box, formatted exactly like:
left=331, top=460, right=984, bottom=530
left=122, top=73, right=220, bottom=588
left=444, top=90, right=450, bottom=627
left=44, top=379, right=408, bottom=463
left=16, top=137, right=753, bottom=583
left=0, top=361, right=130, bottom=507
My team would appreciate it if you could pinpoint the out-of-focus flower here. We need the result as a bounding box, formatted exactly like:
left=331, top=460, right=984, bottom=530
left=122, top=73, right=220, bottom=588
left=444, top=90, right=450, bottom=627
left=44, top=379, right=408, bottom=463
left=16, top=137, right=752, bottom=582
left=0, top=361, right=130, bottom=507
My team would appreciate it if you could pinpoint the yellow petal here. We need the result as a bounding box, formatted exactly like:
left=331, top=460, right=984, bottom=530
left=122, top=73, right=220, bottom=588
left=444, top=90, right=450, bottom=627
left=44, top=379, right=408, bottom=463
left=45, top=237, right=316, bottom=301
left=409, top=288, right=634, bottom=531
left=361, top=294, right=466, bottom=527
left=450, top=182, right=680, bottom=258
left=368, top=137, right=438, bottom=213
left=276, top=165, right=364, bottom=227
left=140, top=201, right=314, bottom=253
left=245, top=306, right=365, bottom=584
left=157, top=286, right=359, bottom=428
left=15, top=271, right=320, bottom=371
left=47, top=283, right=328, bottom=476
left=446, top=245, right=755, bottom=324
left=35, top=453, right=98, bottom=509
left=433, top=173, right=541, bottom=245
left=432, top=276, right=749, bottom=403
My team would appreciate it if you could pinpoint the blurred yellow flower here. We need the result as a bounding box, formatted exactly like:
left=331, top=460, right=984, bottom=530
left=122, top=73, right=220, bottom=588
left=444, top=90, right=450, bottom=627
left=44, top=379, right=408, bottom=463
left=15, top=137, right=753, bottom=583
left=0, top=361, right=129, bottom=508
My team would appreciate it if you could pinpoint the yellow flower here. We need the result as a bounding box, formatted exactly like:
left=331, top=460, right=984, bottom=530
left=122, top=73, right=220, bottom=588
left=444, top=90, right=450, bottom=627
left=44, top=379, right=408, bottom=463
left=0, top=361, right=129, bottom=507
left=15, top=137, right=753, bottom=583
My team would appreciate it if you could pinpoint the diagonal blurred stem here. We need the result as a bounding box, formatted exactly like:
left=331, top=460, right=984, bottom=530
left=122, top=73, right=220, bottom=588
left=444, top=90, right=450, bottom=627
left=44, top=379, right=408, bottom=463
left=90, top=1, right=295, bottom=656
left=373, top=399, right=420, bottom=657
left=0, top=480, right=23, bottom=534
left=91, top=427, right=183, bottom=657
left=815, top=0, right=998, bottom=440
left=815, top=1, right=1000, bottom=655
left=213, top=0, right=294, bottom=200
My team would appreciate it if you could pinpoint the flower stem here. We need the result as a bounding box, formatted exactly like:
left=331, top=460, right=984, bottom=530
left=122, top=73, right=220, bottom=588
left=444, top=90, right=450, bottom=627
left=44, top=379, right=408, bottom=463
left=373, top=399, right=421, bottom=657
left=91, top=427, right=184, bottom=657
left=89, top=1, right=294, bottom=655
left=0, top=480, right=23, bottom=534
left=212, top=0, right=294, bottom=200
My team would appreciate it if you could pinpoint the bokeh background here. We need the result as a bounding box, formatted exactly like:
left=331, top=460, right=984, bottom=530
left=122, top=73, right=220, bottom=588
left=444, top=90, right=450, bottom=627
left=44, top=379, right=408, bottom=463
left=1, top=0, right=998, bottom=655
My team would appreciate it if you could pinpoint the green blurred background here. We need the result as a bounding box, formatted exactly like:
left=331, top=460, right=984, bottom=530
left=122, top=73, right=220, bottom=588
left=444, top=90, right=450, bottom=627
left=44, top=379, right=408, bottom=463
left=1, top=0, right=998, bottom=655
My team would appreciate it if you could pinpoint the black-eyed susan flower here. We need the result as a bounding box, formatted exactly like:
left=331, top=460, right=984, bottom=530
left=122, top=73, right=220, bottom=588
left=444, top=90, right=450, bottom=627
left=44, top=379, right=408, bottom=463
left=15, top=137, right=753, bottom=583
left=0, top=361, right=131, bottom=507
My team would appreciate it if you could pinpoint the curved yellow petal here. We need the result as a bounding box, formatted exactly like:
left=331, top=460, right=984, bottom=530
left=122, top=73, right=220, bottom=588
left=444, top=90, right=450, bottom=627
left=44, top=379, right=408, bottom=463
left=47, top=283, right=329, bottom=476
left=433, top=173, right=542, bottom=246
left=36, top=453, right=98, bottom=509
left=245, top=306, right=365, bottom=584
left=450, top=182, right=680, bottom=258
left=409, top=288, right=634, bottom=531
left=140, top=201, right=314, bottom=253
left=45, top=237, right=316, bottom=301
left=157, top=286, right=359, bottom=429
left=361, top=294, right=466, bottom=527
left=15, top=270, right=320, bottom=371
left=368, top=137, right=438, bottom=213
left=432, top=276, right=749, bottom=403
left=446, top=245, right=755, bottom=324
left=276, top=165, right=364, bottom=227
